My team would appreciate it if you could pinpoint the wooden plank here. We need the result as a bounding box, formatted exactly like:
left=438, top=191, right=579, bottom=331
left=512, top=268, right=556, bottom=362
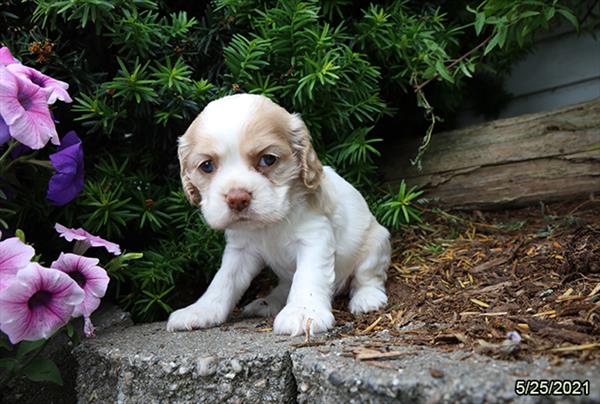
left=382, top=99, right=600, bottom=208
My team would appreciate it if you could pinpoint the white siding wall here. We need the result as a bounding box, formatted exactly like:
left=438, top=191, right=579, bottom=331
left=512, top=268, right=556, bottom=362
left=458, top=27, right=600, bottom=127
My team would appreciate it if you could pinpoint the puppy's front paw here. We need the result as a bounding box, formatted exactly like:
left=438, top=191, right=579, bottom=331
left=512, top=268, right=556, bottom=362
left=242, top=298, right=284, bottom=318
left=349, top=286, right=387, bottom=315
left=273, top=304, right=334, bottom=336
left=166, top=303, right=227, bottom=332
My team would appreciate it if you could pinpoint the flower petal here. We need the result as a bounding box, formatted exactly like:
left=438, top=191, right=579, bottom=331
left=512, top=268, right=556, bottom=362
left=54, top=223, right=120, bottom=255
left=7, top=64, right=72, bottom=104
left=47, top=131, right=84, bottom=205
left=0, top=114, right=10, bottom=145
left=82, top=269, right=110, bottom=298
left=51, top=253, right=108, bottom=317
left=0, top=237, right=35, bottom=291
left=0, top=47, right=19, bottom=66
left=0, top=263, right=84, bottom=343
left=0, top=304, right=33, bottom=344
left=25, top=299, right=74, bottom=340
left=54, top=223, right=91, bottom=242
left=50, top=252, right=98, bottom=273
left=0, top=67, right=58, bottom=149
left=89, top=236, right=121, bottom=255
left=83, top=316, right=96, bottom=337
left=73, top=294, right=102, bottom=318
left=0, top=66, right=23, bottom=125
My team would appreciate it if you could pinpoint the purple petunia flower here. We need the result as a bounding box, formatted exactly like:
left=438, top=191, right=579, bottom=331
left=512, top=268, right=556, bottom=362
left=0, top=65, right=59, bottom=149
left=0, top=114, right=9, bottom=145
left=51, top=253, right=110, bottom=337
left=506, top=331, right=522, bottom=344
left=0, top=237, right=35, bottom=291
left=7, top=64, right=72, bottom=105
left=0, top=263, right=84, bottom=344
left=55, top=223, right=121, bottom=256
left=47, top=131, right=84, bottom=206
left=0, top=47, right=19, bottom=66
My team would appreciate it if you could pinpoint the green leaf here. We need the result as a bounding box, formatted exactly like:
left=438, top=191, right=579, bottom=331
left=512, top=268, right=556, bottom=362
left=484, top=33, right=500, bottom=55
left=557, top=9, right=579, bottom=30
left=15, top=229, right=26, bottom=243
left=0, top=357, right=17, bottom=371
left=497, top=26, right=508, bottom=49
left=475, top=12, right=485, bottom=35
left=544, top=7, right=555, bottom=22
left=21, top=358, right=63, bottom=386
left=16, top=340, right=45, bottom=359
left=459, top=63, right=472, bottom=78
left=0, top=337, right=13, bottom=351
left=519, top=11, right=540, bottom=19
left=435, top=60, right=453, bottom=83
left=66, top=323, right=75, bottom=338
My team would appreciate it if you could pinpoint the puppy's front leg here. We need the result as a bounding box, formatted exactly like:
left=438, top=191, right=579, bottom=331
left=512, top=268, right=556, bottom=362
left=166, top=244, right=263, bottom=331
left=274, top=218, right=336, bottom=336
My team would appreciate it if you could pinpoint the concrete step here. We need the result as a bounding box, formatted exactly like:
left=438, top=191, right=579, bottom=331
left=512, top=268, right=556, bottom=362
left=75, top=318, right=599, bottom=403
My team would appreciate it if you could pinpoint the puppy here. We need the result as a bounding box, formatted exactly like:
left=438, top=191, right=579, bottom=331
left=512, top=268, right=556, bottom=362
left=166, top=94, right=390, bottom=335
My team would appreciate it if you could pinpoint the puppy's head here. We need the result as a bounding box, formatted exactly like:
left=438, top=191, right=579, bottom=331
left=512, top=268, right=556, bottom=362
left=178, top=94, right=322, bottom=229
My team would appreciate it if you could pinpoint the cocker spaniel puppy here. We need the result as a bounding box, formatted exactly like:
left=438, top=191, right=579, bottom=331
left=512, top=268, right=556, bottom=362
left=167, top=94, right=390, bottom=335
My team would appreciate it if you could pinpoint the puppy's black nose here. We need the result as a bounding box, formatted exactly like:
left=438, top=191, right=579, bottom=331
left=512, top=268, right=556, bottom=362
left=225, top=189, right=251, bottom=212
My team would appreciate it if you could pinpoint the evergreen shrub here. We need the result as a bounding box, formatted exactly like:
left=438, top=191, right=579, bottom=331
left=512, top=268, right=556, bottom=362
left=0, top=0, right=579, bottom=321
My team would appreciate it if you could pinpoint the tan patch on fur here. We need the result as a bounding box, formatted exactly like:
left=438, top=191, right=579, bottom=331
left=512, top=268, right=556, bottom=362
left=240, top=98, right=298, bottom=185
left=240, top=97, right=323, bottom=190
left=178, top=115, right=221, bottom=206
left=289, top=114, right=323, bottom=190
left=241, top=99, right=290, bottom=154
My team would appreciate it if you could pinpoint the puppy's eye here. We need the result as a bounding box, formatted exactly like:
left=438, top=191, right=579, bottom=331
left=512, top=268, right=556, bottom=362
left=199, top=160, right=215, bottom=173
left=258, top=154, right=278, bottom=167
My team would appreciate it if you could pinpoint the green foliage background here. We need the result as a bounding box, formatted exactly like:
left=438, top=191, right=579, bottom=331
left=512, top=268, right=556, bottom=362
left=0, top=0, right=580, bottom=321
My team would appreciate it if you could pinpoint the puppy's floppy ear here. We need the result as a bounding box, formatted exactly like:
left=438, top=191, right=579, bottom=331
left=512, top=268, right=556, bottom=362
left=289, top=113, right=323, bottom=190
left=177, top=135, right=201, bottom=206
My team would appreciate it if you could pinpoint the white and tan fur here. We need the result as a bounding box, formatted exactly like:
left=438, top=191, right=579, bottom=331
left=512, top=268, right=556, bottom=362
left=167, top=94, right=390, bottom=336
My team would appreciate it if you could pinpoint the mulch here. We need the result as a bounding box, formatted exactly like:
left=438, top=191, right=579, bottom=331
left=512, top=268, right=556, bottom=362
left=333, top=199, right=600, bottom=362
left=241, top=199, right=600, bottom=363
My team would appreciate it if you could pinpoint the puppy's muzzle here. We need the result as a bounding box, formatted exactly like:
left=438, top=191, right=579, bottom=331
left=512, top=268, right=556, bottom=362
left=225, top=189, right=252, bottom=212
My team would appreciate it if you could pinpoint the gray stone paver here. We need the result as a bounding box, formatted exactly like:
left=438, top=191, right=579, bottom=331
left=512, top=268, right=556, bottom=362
left=75, top=318, right=599, bottom=403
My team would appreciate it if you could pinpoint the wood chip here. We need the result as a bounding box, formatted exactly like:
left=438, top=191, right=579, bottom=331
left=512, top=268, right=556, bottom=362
left=470, top=298, right=490, bottom=308
left=364, top=360, right=399, bottom=370
left=466, top=281, right=512, bottom=295
left=558, top=288, right=574, bottom=299
left=532, top=310, right=556, bottom=318
left=353, top=348, right=411, bottom=361
left=539, top=328, right=591, bottom=344
left=460, top=311, right=507, bottom=317
left=433, top=333, right=469, bottom=344
left=304, top=318, right=312, bottom=344
left=589, top=283, right=600, bottom=298
left=468, top=257, right=509, bottom=273
left=362, top=316, right=382, bottom=334
left=550, top=343, right=600, bottom=353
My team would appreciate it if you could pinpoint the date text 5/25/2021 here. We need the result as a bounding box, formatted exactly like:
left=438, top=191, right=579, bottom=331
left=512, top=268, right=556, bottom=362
left=515, top=379, right=590, bottom=396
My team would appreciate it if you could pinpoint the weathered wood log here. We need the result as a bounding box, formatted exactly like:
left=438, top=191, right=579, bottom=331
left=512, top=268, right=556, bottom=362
left=382, top=98, right=600, bottom=209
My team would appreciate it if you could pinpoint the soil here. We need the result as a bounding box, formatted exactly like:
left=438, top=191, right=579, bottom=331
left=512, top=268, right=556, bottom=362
left=335, top=199, right=600, bottom=362
left=243, top=199, right=600, bottom=362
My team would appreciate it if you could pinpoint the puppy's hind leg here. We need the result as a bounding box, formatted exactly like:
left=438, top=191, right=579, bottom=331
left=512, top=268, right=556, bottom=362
left=348, top=224, right=391, bottom=315
left=242, top=280, right=290, bottom=318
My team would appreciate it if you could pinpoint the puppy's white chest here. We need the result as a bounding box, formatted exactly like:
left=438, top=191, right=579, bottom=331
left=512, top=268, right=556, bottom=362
left=254, top=232, right=299, bottom=279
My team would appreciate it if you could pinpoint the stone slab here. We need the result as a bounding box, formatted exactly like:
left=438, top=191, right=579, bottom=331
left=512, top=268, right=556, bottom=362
left=74, top=320, right=299, bottom=403
left=75, top=319, right=600, bottom=403
left=292, top=334, right=599, bottom=403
